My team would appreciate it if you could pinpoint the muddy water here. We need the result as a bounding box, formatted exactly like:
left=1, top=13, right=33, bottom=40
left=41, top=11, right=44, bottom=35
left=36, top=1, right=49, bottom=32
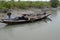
left=0, top=9, right=60, bottom=40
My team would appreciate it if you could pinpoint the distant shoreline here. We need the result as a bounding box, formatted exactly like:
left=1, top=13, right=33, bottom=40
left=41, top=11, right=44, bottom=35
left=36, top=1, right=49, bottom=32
left=0, top=7, right=57, bottom=13
left=0, top=7, right=57, bottom=20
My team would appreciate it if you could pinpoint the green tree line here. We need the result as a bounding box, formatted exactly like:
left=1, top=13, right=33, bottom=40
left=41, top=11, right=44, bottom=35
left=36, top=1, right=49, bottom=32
left=0, top=0, right=59, bottom=10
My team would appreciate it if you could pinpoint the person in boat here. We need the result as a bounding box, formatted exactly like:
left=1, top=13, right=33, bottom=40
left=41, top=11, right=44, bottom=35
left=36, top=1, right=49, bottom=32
left=37, top=13, right=41, bottom=16
left=21, top=14, right=28, bottom=20
left=7, top=12, right=11, bottom=20
left=15, top=14, right=28, bottom=20
left=7, top=9, right=12, bottom=20
left=43, top=11, right=46, bottom=15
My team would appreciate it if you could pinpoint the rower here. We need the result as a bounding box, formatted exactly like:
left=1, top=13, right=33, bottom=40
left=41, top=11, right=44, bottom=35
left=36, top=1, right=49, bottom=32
left=43, top=11, right=46, bottom=15
left=7, top=12, right=11, bottom=20
left=7, top=9, right=12, bottom=20
left=21, top=14, right=28, bottom=20
left=15, top=14, right=28, bottom=20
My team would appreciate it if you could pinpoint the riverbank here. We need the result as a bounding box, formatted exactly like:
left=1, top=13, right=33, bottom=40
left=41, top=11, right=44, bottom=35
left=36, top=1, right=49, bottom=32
left=0, top=1, right=58, bottom=13
left=0, top=8, right=54, bottom=20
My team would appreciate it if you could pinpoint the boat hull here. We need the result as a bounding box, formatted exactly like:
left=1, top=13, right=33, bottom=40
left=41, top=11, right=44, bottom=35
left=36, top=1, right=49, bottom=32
left=0, top=14, right=51, bottom=25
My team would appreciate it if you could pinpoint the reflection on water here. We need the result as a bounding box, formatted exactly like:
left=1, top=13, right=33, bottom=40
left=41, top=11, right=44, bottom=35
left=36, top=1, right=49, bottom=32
left=0, top=10, right=60, bottom=40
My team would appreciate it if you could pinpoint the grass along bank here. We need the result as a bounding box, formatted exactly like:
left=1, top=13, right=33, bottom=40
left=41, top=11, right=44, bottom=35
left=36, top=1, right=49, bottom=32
left=0, top=1, right=51, bottom=10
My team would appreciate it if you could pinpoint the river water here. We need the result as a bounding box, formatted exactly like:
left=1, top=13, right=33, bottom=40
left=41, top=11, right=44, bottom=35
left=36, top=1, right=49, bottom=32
left=0, top=9, right=60, bottom=40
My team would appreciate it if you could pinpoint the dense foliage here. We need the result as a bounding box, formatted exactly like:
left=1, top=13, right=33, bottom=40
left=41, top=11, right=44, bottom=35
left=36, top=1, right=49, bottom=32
left=0, top=1, right=50, bottom=10
left=50, top=0, right=58, bottom=8
left=0, top=0, right=59, bottom=10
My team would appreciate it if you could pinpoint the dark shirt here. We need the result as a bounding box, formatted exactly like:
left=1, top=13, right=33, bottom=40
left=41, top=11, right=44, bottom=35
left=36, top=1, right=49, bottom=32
left=7, top=12, right=11, bottom=16
left=15, top=16, right=28, bottom=20
left=44, top=12, right=46, bottom=15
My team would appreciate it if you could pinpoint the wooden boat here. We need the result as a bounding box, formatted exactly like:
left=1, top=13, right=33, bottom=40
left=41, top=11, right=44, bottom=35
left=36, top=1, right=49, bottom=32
left=0, top=13, right=51, bottom=25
